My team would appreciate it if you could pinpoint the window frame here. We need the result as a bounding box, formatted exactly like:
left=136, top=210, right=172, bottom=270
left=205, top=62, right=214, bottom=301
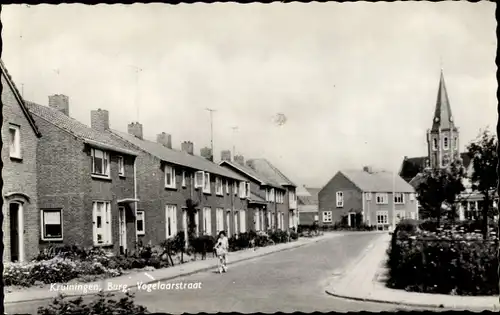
left=164, top=165, right=176, bottom=189
left=443, top=136, right=449, bottom=150
left=336, top=191, right=344, bottom=208
left=216, top=208, right=224, bottom=233
left=394, top=193, right=405, bottom=204
left=165, top=205, right=177, bottom=239
left=203, top=207, right=212, bottom=235
left=92, top=201, right=112, bottom=246
left=203, top=172, right=211, bottom=194
left=195, top=171, right=204, bottom=189
left=376, top=211, right=389, bottom=224
left=118, top=156, right=125, bottom=176
left=215, top=177, right=223, bottom=196
left=40, top=209, right=63, bottom=241
left=233, top=181, right=238, bottom=196
left=376, top=193, right=388, bottom=205
left=9, top=124, right=21, bottom=159
left=239, top=210, right=246, bottom=233
left=136, top=210, right=145, bottom=235
left=322, top=211, right=333, bottom=223
left=432, top=138, right=438, bottom=151
left=365, top=192, right=372, bottom=201
left=182, top=171, right=186, bottom=187
left=91, top=148, right=110, bottom=178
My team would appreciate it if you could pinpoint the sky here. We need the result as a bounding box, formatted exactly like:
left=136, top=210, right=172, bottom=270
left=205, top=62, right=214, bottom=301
left=2, top=2, right=497, bottom=188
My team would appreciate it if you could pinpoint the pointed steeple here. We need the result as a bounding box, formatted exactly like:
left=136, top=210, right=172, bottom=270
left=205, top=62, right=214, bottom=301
left=431, top=69, right=454, bottom=131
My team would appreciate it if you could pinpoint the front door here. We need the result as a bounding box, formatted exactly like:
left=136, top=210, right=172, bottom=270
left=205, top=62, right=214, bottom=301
left=348, top=213, right=357, bottom=227
left=118, top=207, right=127, bottom=254
left=9, top=203, right=20, bottom=262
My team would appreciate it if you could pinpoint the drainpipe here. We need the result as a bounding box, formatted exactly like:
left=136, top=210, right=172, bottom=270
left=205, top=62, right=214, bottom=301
left=134, top=158, right=138, bottom=251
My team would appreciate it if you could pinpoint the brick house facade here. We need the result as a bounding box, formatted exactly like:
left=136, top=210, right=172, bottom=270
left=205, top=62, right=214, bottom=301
left=25, top=101, right=139, bottom=255
left=110, top=124, right=249, bottom=244
left=319, top=167, right=417, bottom=230
left=1, top=60, right=42, bottom=262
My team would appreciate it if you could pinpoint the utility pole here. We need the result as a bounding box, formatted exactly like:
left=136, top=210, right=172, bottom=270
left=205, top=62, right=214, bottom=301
left=128, top=65, right=143, bottom=122
left=205, top=108, right=216, bottom=162
left=231, top=126, right=238, bottom=159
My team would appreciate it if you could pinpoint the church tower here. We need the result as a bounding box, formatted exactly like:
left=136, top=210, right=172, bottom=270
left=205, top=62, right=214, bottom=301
left=426, top=70, right=460, bottom=169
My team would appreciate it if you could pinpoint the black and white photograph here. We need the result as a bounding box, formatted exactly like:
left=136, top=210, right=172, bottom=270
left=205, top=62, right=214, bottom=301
left=1, top=2, right=498, bottom=314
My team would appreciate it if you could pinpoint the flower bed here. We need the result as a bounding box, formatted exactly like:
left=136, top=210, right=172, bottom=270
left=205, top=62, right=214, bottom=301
left=386, top=223, right=499, bottom=296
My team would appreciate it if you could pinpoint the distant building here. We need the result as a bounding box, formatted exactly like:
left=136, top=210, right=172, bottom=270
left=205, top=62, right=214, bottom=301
left=319, top=167, right=417, bottom=230
left=297, top=186, right=320, bottom=225
left=399, top=70, right=498, bottom=221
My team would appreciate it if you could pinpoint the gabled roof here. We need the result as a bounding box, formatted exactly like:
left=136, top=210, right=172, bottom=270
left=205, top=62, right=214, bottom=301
left=297, top=187, right=320, bottom=206
left=219, top=160, right=282, bottom=188
left=246, top=158, right=296, bottom=187
left=399, top=153, right=472, bottom=183
left=111, top=129, right=245, bottom=181
left=341, top=169, right=415, bottom=193
left=26, top=102, right=138, bottom=156
left=0, top=60, right=41, bottom=137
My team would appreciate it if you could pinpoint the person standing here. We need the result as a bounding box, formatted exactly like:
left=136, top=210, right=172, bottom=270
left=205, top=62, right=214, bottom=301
left=215, top=231, right=229, bottom=273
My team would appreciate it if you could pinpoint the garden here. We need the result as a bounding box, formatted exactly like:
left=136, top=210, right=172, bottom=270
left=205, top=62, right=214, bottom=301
left=4, top=229, right=299, bottom=289
left=385, top=218, right=498, bottom=296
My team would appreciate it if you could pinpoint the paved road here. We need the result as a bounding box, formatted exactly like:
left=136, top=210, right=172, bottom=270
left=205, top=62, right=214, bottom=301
left=5, top=233, right=433, bottom=314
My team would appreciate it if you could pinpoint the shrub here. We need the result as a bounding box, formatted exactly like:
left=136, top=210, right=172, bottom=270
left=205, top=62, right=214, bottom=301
left=386, top=231, right=499, bottom=296
left=37, top=291, right=148, bottom=315
left=290, top=230, right=299, bottom=240
left=396, top=219, right=420, bottom=234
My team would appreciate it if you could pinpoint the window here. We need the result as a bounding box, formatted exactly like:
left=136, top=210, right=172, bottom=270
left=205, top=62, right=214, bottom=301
left=239, top=211, right=246, bottom=233
left=432, top=138, right=438, bottom=151
left=226, top=210, right=231, bottom=236
left=266, top=189, right=270, bottom=201
left=365, top=193, right=372, bottom=201
left=234, top=211, right=239, bottom=234
left=376, top=193, right=388, bottom=204
left=376, top=211, right=389, bottom=224
left=267, top=212, right=271, bottom=228
left=394, top=193, right=405, bottom=204
left=118, top=156, right=125, bottom=176
left=91, top=148, right=110, bottom=177
left=182, top=171, right=186, bottom=187
left=409, top=193, right=415, bottom=201
left=9, top=124, right=21, bottom=158
left=165, top=205, right=177, bottom=238
left=195, top=211, right=200, bottom=236
left=410, top=212, right=416, bottom=220
left=93, top=201, right=112, bottom=245
left=289, top=190, right=296, bottom=202
left=136, top=210, right=145, bottom=235
left=396, top=210, right=406, bottom=222
left=233, top=181, right=238, bottom=196
left=164, top=165, right=176, bottom=189
left=269, top=188, right=275, bottom=202
left=41, top=209, right=63, bottom=241
left=239, top=182, right=246, bottom=198
left=245, top=182, right=250, bottom=198
left=195, top=171, right=204, bottom=189
left=443, top=137, right=449, bottom=150
left=203, top=207, right=212, bottom=235
left=336, top=192, right=344, bottom=207
left=255, top=211, right=261, bottom=231
left=323, top=211, right=333, bottom=223
left=203, top=172, right=211, bottom=194
left=225, top=180, right=229, bottom=195
left=216, top=208, right=224, bottom=233
left=216, top=177, right=223, bottom=195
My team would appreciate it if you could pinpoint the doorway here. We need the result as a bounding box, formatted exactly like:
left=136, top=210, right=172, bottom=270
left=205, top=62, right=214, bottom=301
left=118, top=206, right=127, bottom=254
left=9, top=202, right=23, bottom=262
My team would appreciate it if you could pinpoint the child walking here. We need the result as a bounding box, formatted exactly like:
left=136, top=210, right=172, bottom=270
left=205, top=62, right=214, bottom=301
left=215, top=231, right=229, bottom=273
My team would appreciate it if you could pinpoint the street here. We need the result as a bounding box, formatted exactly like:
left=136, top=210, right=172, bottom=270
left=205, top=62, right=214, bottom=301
left=6, top=233, right=426, bottom=314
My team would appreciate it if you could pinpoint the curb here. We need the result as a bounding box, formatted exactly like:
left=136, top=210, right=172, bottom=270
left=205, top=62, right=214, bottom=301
left=5, top=235, right=336, bottom=305
left=324, top=289, right=499, bottom=311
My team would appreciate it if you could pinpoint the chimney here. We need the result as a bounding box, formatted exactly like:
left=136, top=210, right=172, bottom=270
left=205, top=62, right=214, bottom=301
left=221, top=150, right=232, bottom=162
left=156, top=132, right=172, bottom=149
left=127, top=122, right=143, bottom=140
left=48, top=94, right=69, bottom=116
left=200, top=147, right=213, bottom=161
left=91, top=109, right=110, bottom=131
left=363, top=166, right=373, bottom=173
left=181, top=141, right=194, bottom=155
left=234, top=155, right=245, bottom=166
left=246, top=160, right=254, bottom=169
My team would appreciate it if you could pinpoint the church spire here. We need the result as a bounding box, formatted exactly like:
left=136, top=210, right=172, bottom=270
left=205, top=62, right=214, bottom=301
left=431, top=69, right=454, bottom=131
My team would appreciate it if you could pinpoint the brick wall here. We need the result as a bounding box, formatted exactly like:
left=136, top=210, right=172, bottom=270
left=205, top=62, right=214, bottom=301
left=1, top=73, right=39, bottom=262
left=318, top=172, right=362, bottom=226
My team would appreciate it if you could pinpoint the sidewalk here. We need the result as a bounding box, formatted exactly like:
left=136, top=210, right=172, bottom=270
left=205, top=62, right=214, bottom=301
left=5, top=232, right=341, bottom=304
left=325, top=233, right=500, bottom=311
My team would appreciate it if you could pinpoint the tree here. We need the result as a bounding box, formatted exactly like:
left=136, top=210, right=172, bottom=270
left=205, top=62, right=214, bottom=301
left=466, top=128, right=498, bottom=239
left=415, top=160, right=465, bottom=227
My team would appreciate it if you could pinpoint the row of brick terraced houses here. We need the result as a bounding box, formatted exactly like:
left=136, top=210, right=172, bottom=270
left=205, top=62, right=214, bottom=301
left=1, top=60, right=298, bottom=263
